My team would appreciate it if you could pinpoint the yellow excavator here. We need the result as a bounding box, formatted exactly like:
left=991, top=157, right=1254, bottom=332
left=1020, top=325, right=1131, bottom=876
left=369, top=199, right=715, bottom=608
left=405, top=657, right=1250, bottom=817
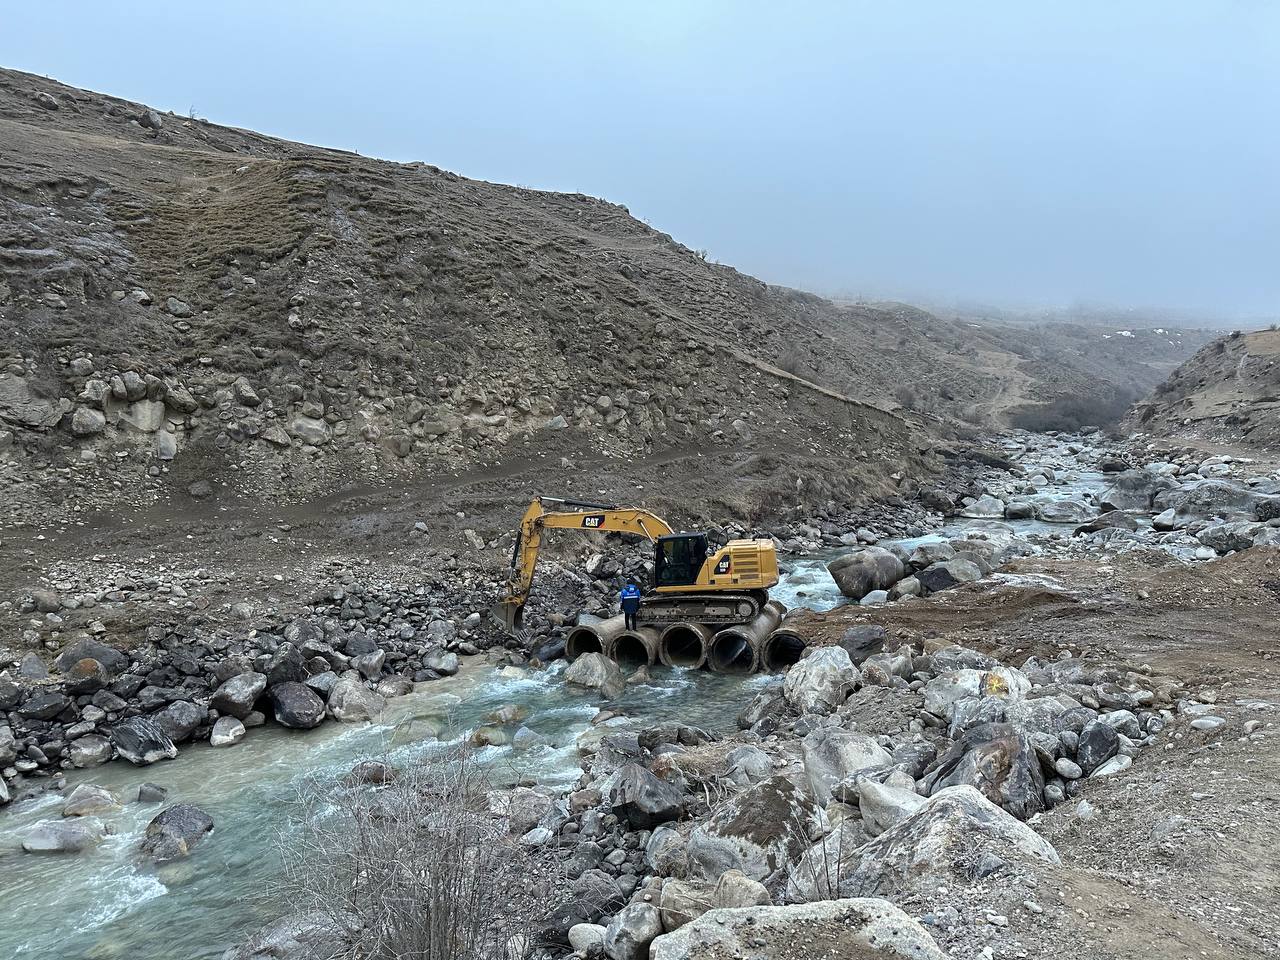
left=492, top=496, right=779, bottom=633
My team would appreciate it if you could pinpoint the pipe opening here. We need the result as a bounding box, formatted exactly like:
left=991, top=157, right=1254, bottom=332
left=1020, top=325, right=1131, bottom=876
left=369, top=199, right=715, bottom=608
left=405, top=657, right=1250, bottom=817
left=612, top=634, right=652, bottom=669
left=565, top=629, right=603, bottom=662
left=761, top=630, right=807, bottom=672
left=661, top=626, right=707, bottom=668
left=708, top=630, right=756, bottom=674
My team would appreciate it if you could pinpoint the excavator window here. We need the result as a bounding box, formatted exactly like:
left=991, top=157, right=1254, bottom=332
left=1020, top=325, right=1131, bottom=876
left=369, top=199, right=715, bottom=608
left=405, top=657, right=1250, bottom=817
left=654, top=534, right=707, bottom=588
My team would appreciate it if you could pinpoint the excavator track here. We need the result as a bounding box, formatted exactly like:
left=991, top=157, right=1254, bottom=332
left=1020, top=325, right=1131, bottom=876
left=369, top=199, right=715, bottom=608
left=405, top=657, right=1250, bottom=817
left=638, top=592, right=763, bottom=626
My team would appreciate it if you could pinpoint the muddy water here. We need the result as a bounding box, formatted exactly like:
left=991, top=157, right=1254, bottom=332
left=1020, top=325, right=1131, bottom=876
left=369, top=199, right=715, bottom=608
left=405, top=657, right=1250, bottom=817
left=0, top=662, right=776, bottom=960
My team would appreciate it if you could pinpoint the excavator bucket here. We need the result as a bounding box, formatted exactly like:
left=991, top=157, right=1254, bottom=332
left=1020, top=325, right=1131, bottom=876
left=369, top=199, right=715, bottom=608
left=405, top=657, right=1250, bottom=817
left=489, top=598, right=524, bottom=635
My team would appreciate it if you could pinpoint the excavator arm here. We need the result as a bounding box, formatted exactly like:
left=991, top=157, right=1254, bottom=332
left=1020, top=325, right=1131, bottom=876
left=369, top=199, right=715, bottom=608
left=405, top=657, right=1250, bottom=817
left=491, top=497, right=674, bottom=632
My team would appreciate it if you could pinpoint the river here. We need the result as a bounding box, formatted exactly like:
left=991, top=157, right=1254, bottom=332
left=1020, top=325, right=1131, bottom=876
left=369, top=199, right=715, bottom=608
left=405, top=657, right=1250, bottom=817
left=0, top=433, right=1107, bottom=960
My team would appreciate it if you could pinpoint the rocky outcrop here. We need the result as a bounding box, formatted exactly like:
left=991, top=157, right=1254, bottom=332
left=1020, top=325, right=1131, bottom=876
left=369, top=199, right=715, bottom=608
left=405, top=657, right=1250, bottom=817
left=650, top=898, right=947, bottom=960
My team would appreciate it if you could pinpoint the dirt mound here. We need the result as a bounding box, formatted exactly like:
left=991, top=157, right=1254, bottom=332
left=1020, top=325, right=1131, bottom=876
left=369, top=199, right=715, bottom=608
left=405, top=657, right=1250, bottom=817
left=1130, top=326, right=1280, bottom=450
left=0, top=66, right=1201, bottom=528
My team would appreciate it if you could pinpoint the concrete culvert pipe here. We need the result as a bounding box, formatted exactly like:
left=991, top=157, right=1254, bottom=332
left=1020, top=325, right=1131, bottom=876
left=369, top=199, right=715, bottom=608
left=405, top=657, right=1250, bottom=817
left=707, top=601, right=785, bottom=675
left=659, top=622, right=714, bottom=669
left=607, top=627, right=661, bottom=669
left=760, top=626, right=808, bottom=672
left=565, top=614, right=627, bottom=662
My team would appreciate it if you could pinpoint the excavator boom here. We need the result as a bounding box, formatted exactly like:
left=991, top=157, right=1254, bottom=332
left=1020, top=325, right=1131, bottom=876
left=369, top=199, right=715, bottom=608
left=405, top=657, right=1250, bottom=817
left=491, top=497, right=673, bottom=631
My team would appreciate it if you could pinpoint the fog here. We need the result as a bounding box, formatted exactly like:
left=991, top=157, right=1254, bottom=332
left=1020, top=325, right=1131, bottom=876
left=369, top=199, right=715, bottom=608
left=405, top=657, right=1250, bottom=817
left=5, top=1, right=1277, bottom=319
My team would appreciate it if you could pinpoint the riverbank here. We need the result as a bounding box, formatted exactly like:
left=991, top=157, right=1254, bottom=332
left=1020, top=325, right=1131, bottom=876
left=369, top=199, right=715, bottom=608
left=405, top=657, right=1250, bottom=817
left=2, top=429, right=1278, bottom=959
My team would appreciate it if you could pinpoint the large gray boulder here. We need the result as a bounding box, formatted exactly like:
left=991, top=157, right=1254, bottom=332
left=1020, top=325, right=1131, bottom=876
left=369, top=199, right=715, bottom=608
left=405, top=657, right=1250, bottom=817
left=802, top=727, right=892, bottom=804
left=110, top=716, right=179, bottom=765
left=916, top=558, right=983, bottom=593
left=62, top=783, right=121, bottom=817
left=54, top=638, right=128, bottom=677
left=1036, top=499, right=1094, bottom=524
left=1076, top=718, right=1120, bottom=775
left=153, top=700, right=205, bottom=744
left=22, top=817, right=106, bottom=853
left=211, top=672, right=267, bottom=719
left=687, top=776, right=814, bottom=881
left=565, top=652, right=625, bottom=700
left=140, top=803, right=215, bottom=863
left=605, top=763, right=685, bottom=828
left=221, top=911, right=348, bottom=960
left=603, top=902, right=663, bottom=960
left=783, top=646, right=859, bottom=715
left=827, top=548, right=904, bottom=601
left=924, top=725, right=1046, bottom=821
left=649, top=898, right=947, bottom=960
left=69, top=734, right=113, bottom=767
left=210, top=715, right=246, bottom=747
left=325, top=678, right=386, bottom=722
left=1154, top=478, right=1258, bottom=518
left=960, top=495, right=1006, bottom=519
left=786, top=785, right=1059, bottom=902
left=858, top=780, right=925, bottom=837
left=1100, top=468, right=1178, bottom=511
left=270, top=682, right=326, bottom=729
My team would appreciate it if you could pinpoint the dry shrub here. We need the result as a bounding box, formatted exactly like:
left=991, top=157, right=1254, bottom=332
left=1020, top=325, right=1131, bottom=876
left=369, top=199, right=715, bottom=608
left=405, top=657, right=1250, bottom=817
left=279, top=747, right=562, bottom=960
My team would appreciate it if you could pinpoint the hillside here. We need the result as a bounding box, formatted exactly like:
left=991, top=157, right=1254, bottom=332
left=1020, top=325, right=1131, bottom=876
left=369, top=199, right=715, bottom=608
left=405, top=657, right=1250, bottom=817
left=0, top=67, right=1202, bottom=526
left=1131, top=327, right=1280, bottom=451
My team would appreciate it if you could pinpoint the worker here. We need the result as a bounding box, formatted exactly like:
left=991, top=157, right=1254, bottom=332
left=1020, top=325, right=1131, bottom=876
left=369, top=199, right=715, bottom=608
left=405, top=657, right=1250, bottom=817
left=620, top=580, right=642, bottom=630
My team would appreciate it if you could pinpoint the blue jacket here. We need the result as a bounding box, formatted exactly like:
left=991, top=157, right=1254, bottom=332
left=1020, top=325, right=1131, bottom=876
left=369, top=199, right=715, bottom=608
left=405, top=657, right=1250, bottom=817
left=620, top=584, right=642, bottom=610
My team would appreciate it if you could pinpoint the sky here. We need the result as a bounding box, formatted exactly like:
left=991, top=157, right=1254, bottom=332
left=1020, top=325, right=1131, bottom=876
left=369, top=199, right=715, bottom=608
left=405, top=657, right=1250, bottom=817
left=4, top=1, right=1278, bottom=318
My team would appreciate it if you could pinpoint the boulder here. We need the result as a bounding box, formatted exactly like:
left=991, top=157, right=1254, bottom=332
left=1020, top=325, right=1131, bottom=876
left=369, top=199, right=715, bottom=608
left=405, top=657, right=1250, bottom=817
left=907, top=541, right=955, bottom=569
left=55, top=638, right=128, bottom=676
left=140, top=803, right=214, bottom=863
left=221, top=911, right=348, bottom=960
left=69, top=734, right=113, bottom=768
left=603, top=902, right=663, bottom=960
left=1036, top=499, right=1094, bottom=524
left=786, top=785, right=1058, bottom=902
left=1155, top=478, right=1258, bottom=518
left=1100, top=468, right=1178, bottom=511
left=270, top=682, right=326, bottom=729
left=19, top=692, right=73, bottom=720
left=605, top=763, right=684, bottom=828
left=326, top=678, right=386, bottom=722
left=836, top=625, right=887, bottom=664
left=565, top=652, right=625, bottom=700
left=784, top=646, right=859, bottom=715
left=802, top=727, right=892, bottom=804
left=568, top=924, right=607, bottom=954
left=924, top=725, right=1046, bottom=820
left=916, top=558, right=982, bottom=593
left=858, top=779, right=925, bottom=836
left=1076, top=718, right=1119, bottom=775
left=110, top=716, right=179, bottom=765
left=62, top=783, right=121, bottom=817
left=961, top=495, right=1006, bottom=519
left=686, top=776, right=814, bottom=881
left=65, top=658, right=110, bottom=694
left=827, top=548, right=904, bottom=600
left=649, top=898, right=947, bottom=960
left=658, top=878, right=714, bottom=932
left=153, top=700, right=205, bottom=744
left=22, top=817, right=106, bottom=853
left=210, top=715, right=246, bottom=747
left=211, top=672, right=267, bottom=719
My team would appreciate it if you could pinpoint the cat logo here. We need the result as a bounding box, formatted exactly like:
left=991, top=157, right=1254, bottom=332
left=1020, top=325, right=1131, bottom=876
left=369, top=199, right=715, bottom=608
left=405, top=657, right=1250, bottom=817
left=581, top=514, right=606, bottom=528
left=714, top=556, right=731, bottom=575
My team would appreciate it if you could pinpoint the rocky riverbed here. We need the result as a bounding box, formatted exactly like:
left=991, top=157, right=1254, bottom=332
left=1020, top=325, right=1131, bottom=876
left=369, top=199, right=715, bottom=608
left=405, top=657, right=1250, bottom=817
left=1, top=430, right=1277, bottom=960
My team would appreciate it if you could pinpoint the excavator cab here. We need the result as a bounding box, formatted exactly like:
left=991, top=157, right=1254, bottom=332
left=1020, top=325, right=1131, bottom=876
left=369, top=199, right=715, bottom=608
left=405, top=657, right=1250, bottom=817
left=654, top=533, right=708, bottom=588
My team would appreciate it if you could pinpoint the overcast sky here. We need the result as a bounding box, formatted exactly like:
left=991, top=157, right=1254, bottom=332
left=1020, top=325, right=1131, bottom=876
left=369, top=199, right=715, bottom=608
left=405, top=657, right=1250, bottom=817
left=5, top=2, right=1278, bottom=318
